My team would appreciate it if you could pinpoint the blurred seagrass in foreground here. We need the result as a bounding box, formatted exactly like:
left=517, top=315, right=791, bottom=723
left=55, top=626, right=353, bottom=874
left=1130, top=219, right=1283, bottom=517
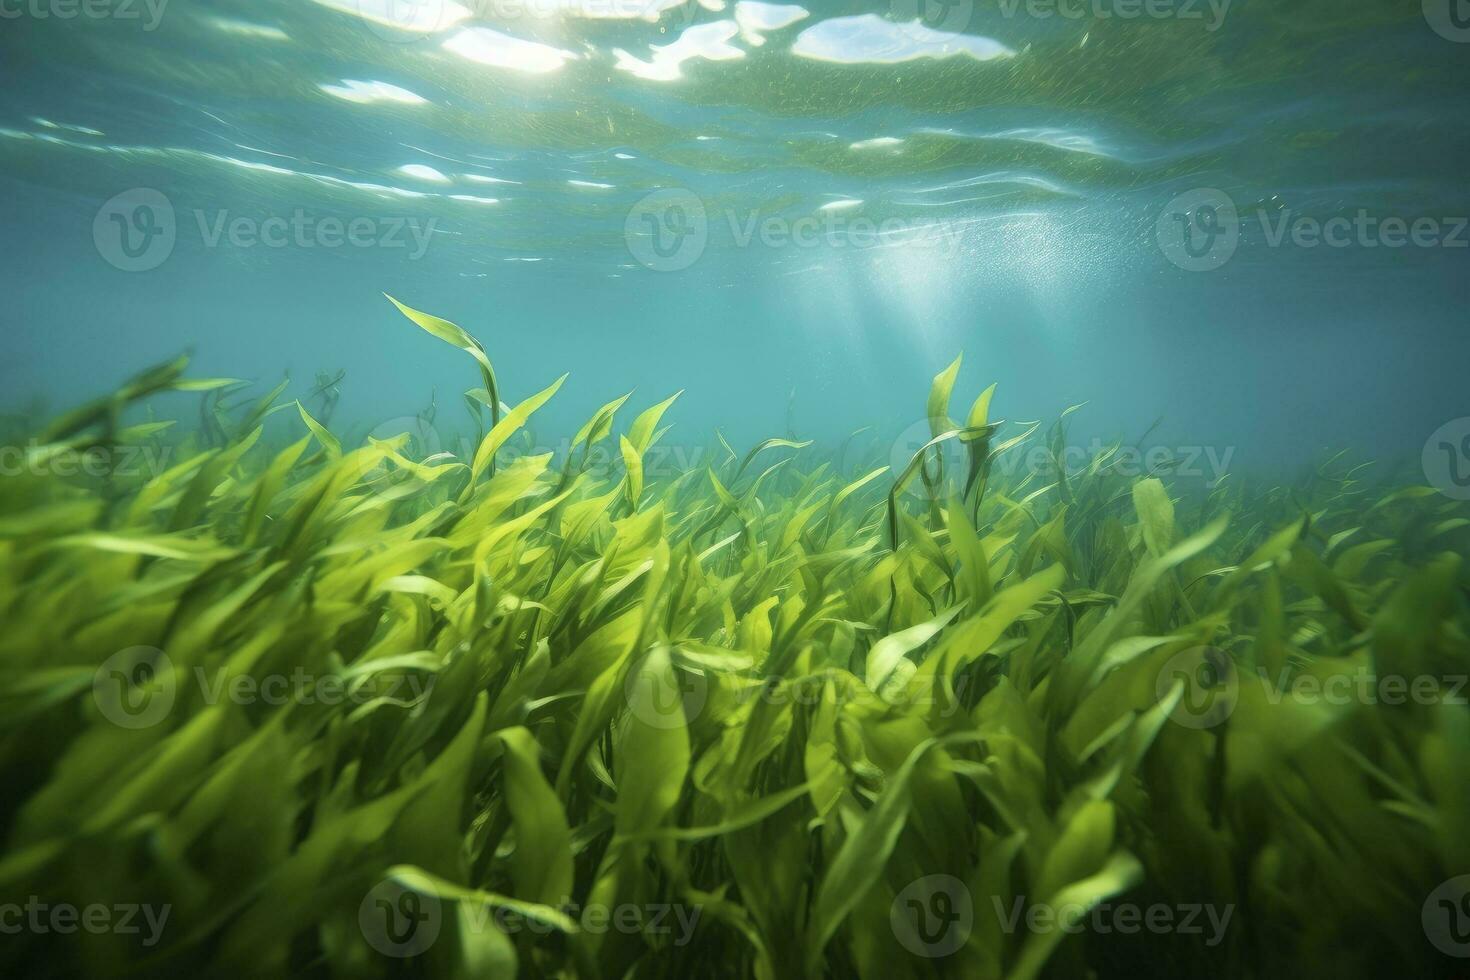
left=1, top=296, right=1468, bottom=979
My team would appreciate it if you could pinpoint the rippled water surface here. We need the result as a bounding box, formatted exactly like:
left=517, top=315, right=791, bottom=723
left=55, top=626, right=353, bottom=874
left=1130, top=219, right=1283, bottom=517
left=3, top=0, right=1467, bottom=460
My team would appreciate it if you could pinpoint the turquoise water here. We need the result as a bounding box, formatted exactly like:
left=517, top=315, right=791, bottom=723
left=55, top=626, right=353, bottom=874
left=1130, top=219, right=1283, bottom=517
left=2, top=0, right=1467, bottom=465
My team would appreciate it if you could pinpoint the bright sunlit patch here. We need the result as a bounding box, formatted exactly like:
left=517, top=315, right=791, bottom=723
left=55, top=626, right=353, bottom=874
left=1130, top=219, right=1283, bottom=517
left=818, top=198, right=862, bottom=211
left=319, top=80, right=428, bottom=105
left=463, top=173, right=520, bottom=185
left=568, top=179, right=614, bottom=188
left=396, top=163, right=452, bottom=182
left=734, top=1, right=808, bottom=46
left=613, top=21, right=744, bottom=81
left=988, top=126, right=1110, bottom=157
left=791, top=13, right=1014, bottom=64
left=30, top=117, right=103, bottom=136
left=310, top=0, right=471, bottom=34
left=850, top=136, right=903, bottom=150
left=204, top=16, right=289, bottom=41
left=443, top=27, right=578, bottom=73
left=449, top=194, right=501, bottom=204
left=552, top=0, right=689, bottom=21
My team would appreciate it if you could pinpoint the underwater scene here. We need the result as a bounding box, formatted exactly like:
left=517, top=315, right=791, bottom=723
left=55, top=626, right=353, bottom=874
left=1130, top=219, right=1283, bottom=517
left=2, top=0, right=1470, bottom=977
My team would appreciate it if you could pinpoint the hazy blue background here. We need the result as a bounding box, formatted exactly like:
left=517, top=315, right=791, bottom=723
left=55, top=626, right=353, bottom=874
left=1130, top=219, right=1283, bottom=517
left=2, top=0, right=1467, bottom=476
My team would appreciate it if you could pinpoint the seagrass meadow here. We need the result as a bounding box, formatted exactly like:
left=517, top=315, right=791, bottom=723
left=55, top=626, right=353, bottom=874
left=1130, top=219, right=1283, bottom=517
left=0, top=296, right=1467, bottom=979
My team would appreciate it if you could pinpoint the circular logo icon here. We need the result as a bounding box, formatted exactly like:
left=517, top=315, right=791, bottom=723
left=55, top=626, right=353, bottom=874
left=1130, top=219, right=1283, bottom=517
left=1423, top=874, right=1470, bottom=957
left=93, top=646, right=176, bottom=729
left=1424, top=0, right=1470, bottom=42
left=1423, top=417, right=1470, bottom=500
left=625, top=189, right=708, bottom=272
left=353, top=414, right=444, bottom=483
left=891, top=874, right=973, bottom=958
left=94, top=188, right=176, bottom=272
left=360, top=871, right=443, bottom=957
left=1156, top=188, right=1238, bottom=272
left=889, top=418, right=969, bottom=503
left=1156, top=645, right=1237, bottom=729
left=890, top=0, right=975, bottom=38
left=624, top=650, right=709, bottom=729
left=353, top=0, right=466, bottom=42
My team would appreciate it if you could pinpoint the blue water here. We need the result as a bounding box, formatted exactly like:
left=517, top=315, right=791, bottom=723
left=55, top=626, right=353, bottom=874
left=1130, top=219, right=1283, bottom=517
left=2, top=0, right=1467, bottom=472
